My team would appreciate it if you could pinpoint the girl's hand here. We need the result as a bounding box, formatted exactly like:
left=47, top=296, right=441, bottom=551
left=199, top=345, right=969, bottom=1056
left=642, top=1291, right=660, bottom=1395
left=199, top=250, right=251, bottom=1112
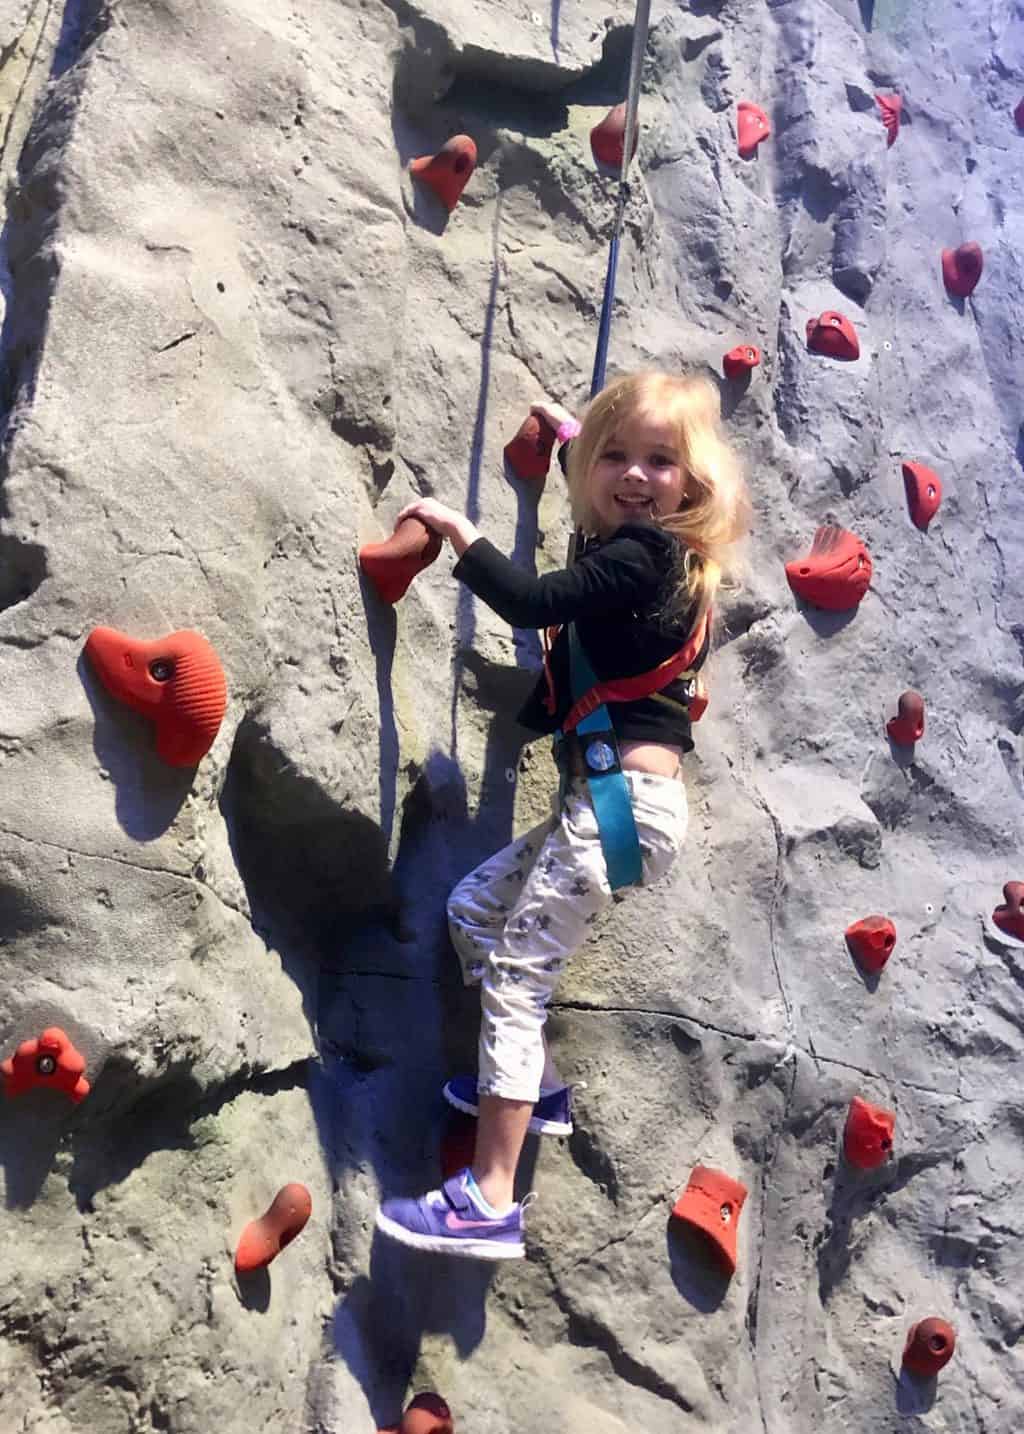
left=529, top=399, right=576, bottom=433
left=393, top=498, right=464, bottom=538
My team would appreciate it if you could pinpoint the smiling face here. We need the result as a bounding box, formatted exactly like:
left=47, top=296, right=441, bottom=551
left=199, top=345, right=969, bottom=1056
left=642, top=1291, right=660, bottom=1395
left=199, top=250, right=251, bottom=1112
left=586, top=409, right=687, bottom=538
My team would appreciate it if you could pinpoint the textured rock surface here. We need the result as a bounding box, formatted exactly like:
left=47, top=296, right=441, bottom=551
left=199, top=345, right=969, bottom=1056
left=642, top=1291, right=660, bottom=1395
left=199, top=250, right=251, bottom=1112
left=0, top=1, right=1022, bottom=1431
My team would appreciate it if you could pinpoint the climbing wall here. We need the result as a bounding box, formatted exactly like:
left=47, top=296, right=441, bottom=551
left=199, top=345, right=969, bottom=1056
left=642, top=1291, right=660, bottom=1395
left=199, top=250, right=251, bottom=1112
left=0, top=0, right=1021, bottom=1431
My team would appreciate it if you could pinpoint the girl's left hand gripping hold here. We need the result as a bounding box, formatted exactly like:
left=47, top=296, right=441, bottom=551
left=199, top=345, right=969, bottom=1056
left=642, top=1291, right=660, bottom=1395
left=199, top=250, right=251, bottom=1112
left=394, top=499, right=481, bottom=557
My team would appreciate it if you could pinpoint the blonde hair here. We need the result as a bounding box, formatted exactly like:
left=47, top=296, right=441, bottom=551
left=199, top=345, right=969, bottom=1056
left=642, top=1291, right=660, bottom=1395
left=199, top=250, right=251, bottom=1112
left=565, top=371, right=752, bottom=638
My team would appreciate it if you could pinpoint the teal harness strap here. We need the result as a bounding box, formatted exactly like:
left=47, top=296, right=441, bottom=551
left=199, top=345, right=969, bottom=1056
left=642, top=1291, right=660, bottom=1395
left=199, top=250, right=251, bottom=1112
left=565, top=624, right=642, bottom=891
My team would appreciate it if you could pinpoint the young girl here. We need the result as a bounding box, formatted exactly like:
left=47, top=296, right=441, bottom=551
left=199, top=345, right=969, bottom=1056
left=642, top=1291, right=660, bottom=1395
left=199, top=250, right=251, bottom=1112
left=376, top=371, right=751, bottom=1259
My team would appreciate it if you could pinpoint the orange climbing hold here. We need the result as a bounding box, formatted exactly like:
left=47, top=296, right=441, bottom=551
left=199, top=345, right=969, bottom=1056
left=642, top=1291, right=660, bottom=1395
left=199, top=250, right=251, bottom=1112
left=235, top=1183, right=312, bottom=1273
left=903, top=1318, right=956, bottom=1377
left=359, top=518, right=443, bottom=605
left=736, top=101, right=770, bottom=158
left=805, top=310, right=860, bottom=360
left=845, top=916, right=897, bottom=973
left=85, top=627, right=228, bottom=767
left=902, top=461, right=942, bottom=531
left=785, top=526, right=872, bottom=611
left=401, top=1393, right=455, bottom=1434
left=887, top=690, right=925, bottom=746
left=723, top=344, right=761, bottom=380
left=843, top=1096, right=894, bottom=1170
left=875, top=93, right=902, bottom=146
left=504, top=412, right=557, bottom=482
left=992, top=882, right=1024, bottom=942
left=1, top=1027, right=90, bottom=1103
left=671, top=1165, right=747, bottom=1275
left=410, top=136, right=477, bottom=212
left=942, top=242, right=983, bottom=298
left=590, top=102, right=638, bottom=170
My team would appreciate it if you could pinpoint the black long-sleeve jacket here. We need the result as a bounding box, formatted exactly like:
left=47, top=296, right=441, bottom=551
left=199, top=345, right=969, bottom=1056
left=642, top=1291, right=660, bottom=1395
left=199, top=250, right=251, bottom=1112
left=452, top=521, right=710, bottom=751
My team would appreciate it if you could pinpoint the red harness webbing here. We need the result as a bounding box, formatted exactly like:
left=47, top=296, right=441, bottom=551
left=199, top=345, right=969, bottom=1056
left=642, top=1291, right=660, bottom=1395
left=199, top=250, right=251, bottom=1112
left=542, top=610, right=711, bottom=733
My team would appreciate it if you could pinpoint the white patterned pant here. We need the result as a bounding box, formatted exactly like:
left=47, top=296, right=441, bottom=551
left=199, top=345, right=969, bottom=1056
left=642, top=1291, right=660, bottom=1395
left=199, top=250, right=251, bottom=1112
left=446, top=770, right=689, bottom=1102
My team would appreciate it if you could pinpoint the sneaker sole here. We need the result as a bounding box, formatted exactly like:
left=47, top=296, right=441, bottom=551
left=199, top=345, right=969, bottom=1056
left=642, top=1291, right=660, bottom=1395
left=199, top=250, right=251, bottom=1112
left=375, top=1209, right=524, bottom=1260
left=442, top=1085, right=573, bottom=1138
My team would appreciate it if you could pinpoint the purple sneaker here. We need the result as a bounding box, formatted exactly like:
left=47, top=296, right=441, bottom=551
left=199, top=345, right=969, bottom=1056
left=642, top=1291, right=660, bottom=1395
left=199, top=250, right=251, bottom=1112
left=375, top=1170, right=529, bottom=1260
left=442, top=1076, right=577, bottom=1136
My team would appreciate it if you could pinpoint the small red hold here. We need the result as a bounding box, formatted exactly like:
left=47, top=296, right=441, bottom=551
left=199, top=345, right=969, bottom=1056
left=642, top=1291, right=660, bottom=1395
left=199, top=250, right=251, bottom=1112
left=1, top=1027, right=90, bottom=1103
left=359, top=518, right=443, bottom=605
left=85, top=628, right=228, bottom=767
left=671, top=1165, right=747, bottom=1276
left=843, top=1096, right=895, bottom=1170
left=845, top=916, right=897, bottom=973
left=902, top=462, right=942, bottom=531
left=737, top=101, right=770, bottom=158
left=723, top=344, right=761, bottom=380
left=875, top=93, right=902, bottom=146
left=504, top=413, right=557, bottom=482
left=400, top=1393, right=455, bottom=1434
left=992, top=882, right=1024, bottom=942
left=440, top=1109, right=477, bottom=1181
left=410, top=135, right=477, bottom=212
left=805, top=310, right=860, bottom=361
left=887, top=690, right=925, bottom=746
left=903, top=1318, right=956, bottom=1378
left=590, top=102, right=639, bottom=170
left=941, top=242, right=983, bottom=298
left=235, top=1183, right=312, bottom=1273
left=785, top=526, right=872, bottom=611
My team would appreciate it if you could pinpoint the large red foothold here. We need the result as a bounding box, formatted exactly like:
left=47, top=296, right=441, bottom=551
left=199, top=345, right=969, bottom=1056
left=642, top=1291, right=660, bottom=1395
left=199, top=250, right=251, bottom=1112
left=410, top=136, right=477, bottom=212
left=401, top=1392, right=455, bottom=1434
left=723, top=344, right=761, bottom=380
left=901, top=462, right=942, bottom=531
left=845, top=916, right=897, bottom=973
left=843, top=1096, right=895, bottom=1170
left=504, top=413, right=557, bottom=482
left=1, top=1027, right=89, bottom=1103
left=85, top=628, right=228, bottom=767
left=903, top=1318, right=956, bottom=1377
left=737, top=101, right=770, bottom=158
left=359, top=518, right=443, bottom=605
left=992, top=882, right=1024, bottom=942
left=671, top=1165, right=747, bottom=1275
left=590, top=102, right=638, bottom=170
left=785, top=526, right=872, bottom=611
left=805, top=310, right=860, bottom=360
left=875, top=93, right=902, bottom=146
left=887, top=690, right=925, bottom=746
left=941, top=242, right=983, bottom=298
left=235, top=1183, right=312, bottom=1273
left=440, top=1108, right=477, bottom=1182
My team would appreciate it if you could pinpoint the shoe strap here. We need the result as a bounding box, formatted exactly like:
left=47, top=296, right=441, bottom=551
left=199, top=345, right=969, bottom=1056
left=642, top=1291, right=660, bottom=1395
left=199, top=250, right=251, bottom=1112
left=440, top=1173, right=474, bottom=1214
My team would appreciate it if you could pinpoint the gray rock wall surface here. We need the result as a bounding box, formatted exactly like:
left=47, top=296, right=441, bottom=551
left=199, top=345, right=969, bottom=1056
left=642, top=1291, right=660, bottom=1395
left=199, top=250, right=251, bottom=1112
left=0, top=0, right=1021, bottom=1430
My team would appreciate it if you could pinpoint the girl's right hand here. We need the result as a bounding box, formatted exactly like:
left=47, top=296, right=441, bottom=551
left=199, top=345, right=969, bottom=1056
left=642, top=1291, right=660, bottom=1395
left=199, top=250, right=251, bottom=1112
left=530, top=399, right=576, bottom=433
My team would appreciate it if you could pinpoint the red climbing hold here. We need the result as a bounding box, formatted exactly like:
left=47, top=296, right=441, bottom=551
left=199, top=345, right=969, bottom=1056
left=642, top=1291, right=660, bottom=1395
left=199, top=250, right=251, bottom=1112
left=736, top=101, right=770, bottom=158
left=410, top=135, right=477, bottom=212
left=1, top=1027, right=90, bottom=1103
left=903, top=1318, right=956, bottom=1378
left=1016, top=97, right=1024, bottom=130
left=887, top=690, right=925, bottom=746
left=440, top=1108, right=477, bottom=1182
left=359, top=518, right=443, bottom=605
left=785, top=526, right=872, bottom=611
left=992, top=882, right=1024, bottom=942
left=590, top=102, right=639, bottom=170
left=85, top=628, right=228, bottom=767
left=723, top=345, right=761, bottom=380
left=805, top=310, right=860, bottom=361
left=941, top=242, right=983, bottom=298
left=235, top=1183, right=312, bottom=1273
left=400, top=1393, right=455, bottom=1434
left=875, top=94, right=902, bottom=146
left=504, top=412, right=557, bottom=482
left=902, top=462, right=942, bottom=531
left=671, top=1165, right=747, bottom=1275
left=845, top=916, right=897, bottom=973
left=843, top=1096, right=895, bottom=1170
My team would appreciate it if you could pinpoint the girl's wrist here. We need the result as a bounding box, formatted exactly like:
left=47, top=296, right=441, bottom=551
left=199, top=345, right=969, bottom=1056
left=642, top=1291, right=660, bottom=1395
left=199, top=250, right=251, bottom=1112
left=449, top=515, right=481, bottom=557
